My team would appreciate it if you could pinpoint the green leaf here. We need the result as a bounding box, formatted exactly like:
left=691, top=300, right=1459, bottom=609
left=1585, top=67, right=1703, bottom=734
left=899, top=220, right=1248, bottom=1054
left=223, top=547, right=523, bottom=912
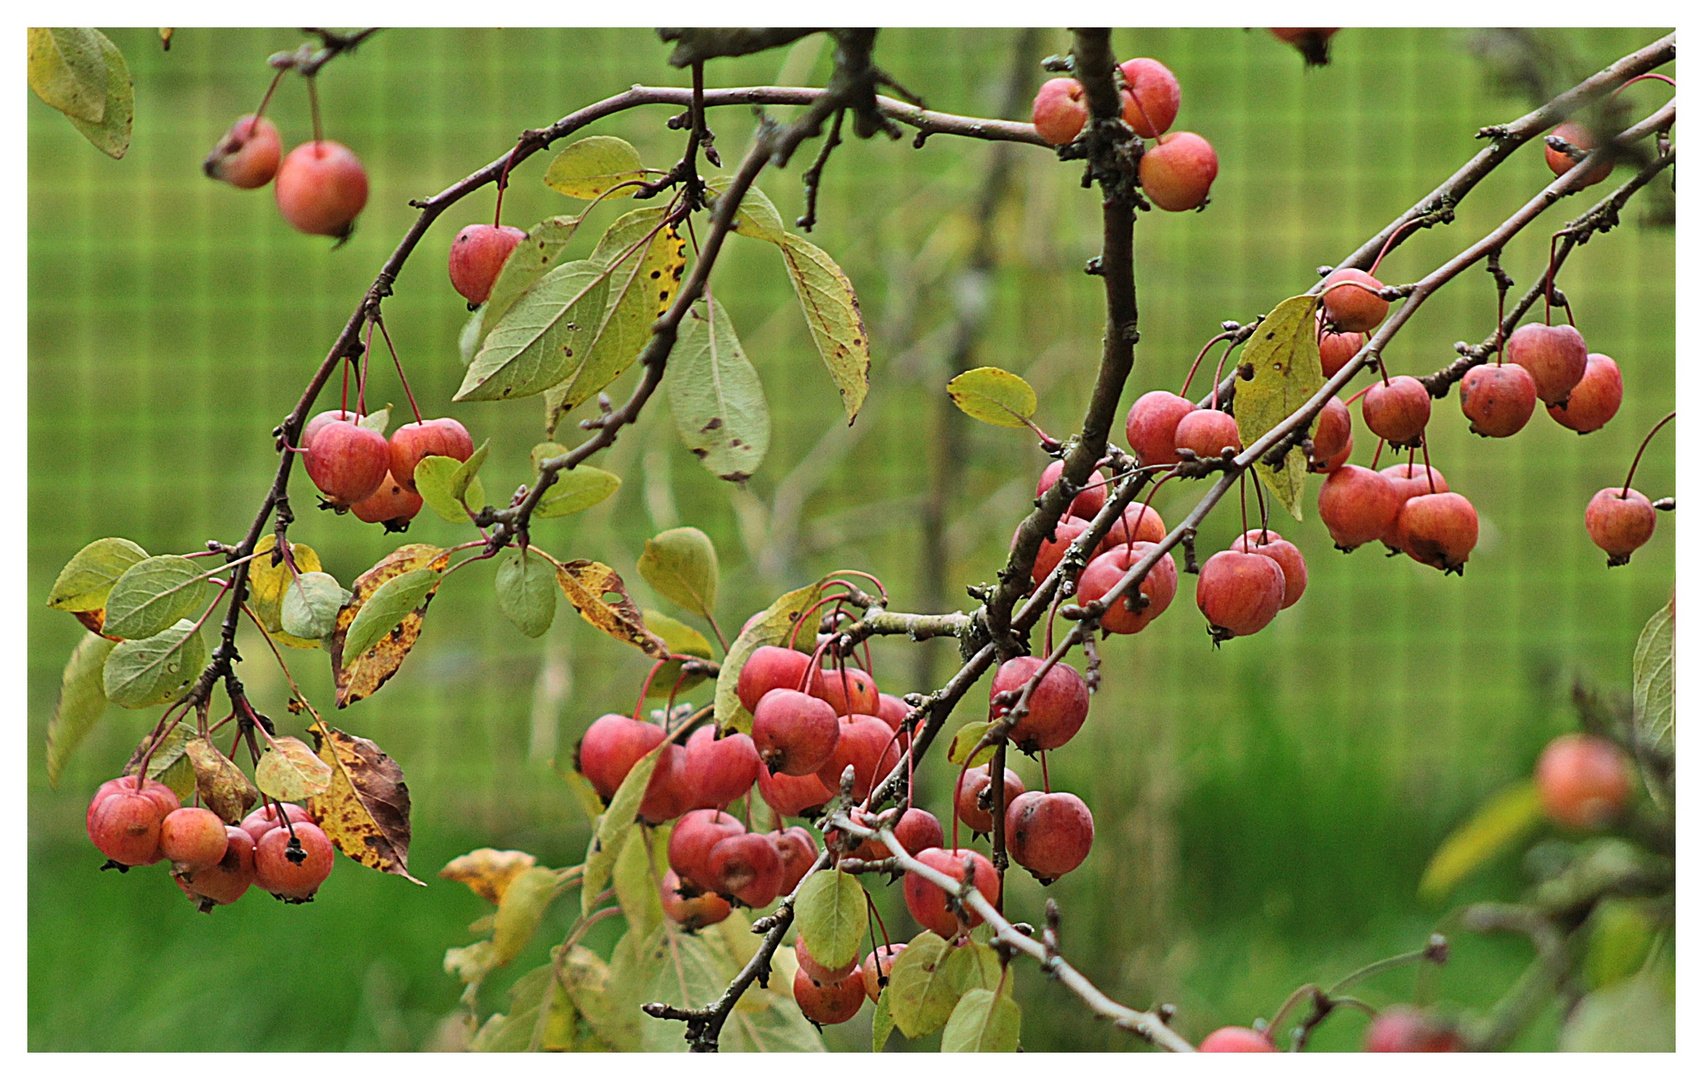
left=946, top=367, right=1037, bottom=428
left=64, top=31, right=131, bottom=159
left=721, top=182, right=788, bottom=243
left=254, top=735, right=334, bottom=802
left=493, top=865, right=564, bottom=967
left=612, top=827, right=663, bottom=941
left=102, top=555, right=213, bottom=641
left=247, top=536, right=322, bottom=647
left=941, top=987, right=1020, bottom=1052
left=778, top=233, right=870, bottom=423
left=583, top=738, right=666, bottom=917
left=414, top=456, right=472, bottom=523
left=714, top=581, right=825, bottom=734
left=637, top=527, right=719, bottom=619
left=794, top=869, right=868, bottom=972
left=872, top=989, right=896, bottom=1052
left=543, top=136, right=646, bottom=200
left=945, top=940, right=1003, bottom=994
left=48, top=537, right=148, bottom=612
left=479, top=215, right=587, bottom=350
left=554, top=211, right=687, bottom=416
left=280, top=571, right=346, bottom=640
left=887, top=931, right=957, bottom=1038
left=669, top=297, right=771, bottom=481
left=560, top=766, right=606, bottom=825
left=1418, top=781, right=1544, bottom=902
left=530, top=441, right=569, bottom=473
left=560, top=942, right=634, bottom=1050
left=1632, top=595, right=1674, bottom=799
left=458, top=306, right=484, bottom=366
left=456, top=259, right=610, bottom=402
left=643, top=610, right=713, bottom=698
left=1559, top=972, right=1675, bottom=1051
left=496, top=548, right=558, bottom=638
left=631, top=923, right=824, bottom=1052
left=357, top=405, right=391, bottom=436
left=46, top=633, right=116, bottom=787
left=947, top=722, right=997, bottom=769
left=1583, top=899, right=1660, bottom=990
left=341, top=567, right=443, bottom=668
left=125, top=722, right=195, bottom=801
left=102, top=620, right=206, bottom=709
left=1233, top=294, right=1324, bottom=522
left=27, top=28, right=108, bottom=122
left=535, top=466, right=621, bottom=518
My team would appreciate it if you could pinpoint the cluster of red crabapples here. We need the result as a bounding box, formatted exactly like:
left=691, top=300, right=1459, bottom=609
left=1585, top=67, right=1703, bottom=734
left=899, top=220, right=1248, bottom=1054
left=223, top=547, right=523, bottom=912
left=205, top=109, right=369, bottom=239
left=86, top=777, right=334, bottom=912
left=1032, top=55, right=1219, bottom=213
left=296, top=409, right=475, bottom=531
left=574, top=631, right=1099, bottom=1026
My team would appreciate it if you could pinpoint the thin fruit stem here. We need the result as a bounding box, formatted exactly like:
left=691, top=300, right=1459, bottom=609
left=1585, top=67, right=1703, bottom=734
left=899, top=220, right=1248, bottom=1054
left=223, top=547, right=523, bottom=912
left=1369, top=216, right=1425, bottom=277
left=704, top=612, right=729, bottom=654
left=1345, top=383, right=1373, bottom=407
left=1614, top=72, right=1677, bottom=96
left=1370, top=437, right=1385, bottom=471
left=1179, top=330, right=1236, bottom=397
left=1623, top=410, right=1675, bottom=496
left=493, top=145, right=521, bottom=228
left=1208, top=337, right=1238, bottom=410
left=632, top=658, right=670, bottom=722
left=1252, top=469, right=1269, bottom=537
left=307, top=76, right=322, bottom=146
left=358, top=319, right=375, bottom=416
left=1040, top=748, right=1051, bottom=794
left=374, top=314, right=425, bottom=425
left=252, top=67, right=287, bottom=126
left=1238, top=472, right=1250, bottom=536
left=1419, top=442, right=1437, bottom=494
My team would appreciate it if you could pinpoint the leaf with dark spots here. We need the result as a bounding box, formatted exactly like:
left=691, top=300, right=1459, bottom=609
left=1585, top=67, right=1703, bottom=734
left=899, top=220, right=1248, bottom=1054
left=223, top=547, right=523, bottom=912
left=307, top=721, right=424, bottom=884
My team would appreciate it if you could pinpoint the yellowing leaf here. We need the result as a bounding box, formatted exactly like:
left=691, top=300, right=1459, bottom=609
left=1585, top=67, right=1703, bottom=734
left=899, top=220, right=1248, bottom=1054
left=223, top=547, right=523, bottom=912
left=183, top=736, right=259, bottom=824
left=612, top=827, right=663, bottom=940
left=440, top=848, right=539, bottom=905
left=1419, top=781, right=1544, bottom=902
left=779, top=233, right=870, bottom=423
left=888, top=931, right=957, bottom=1038
left=331, top=545, right=450, bottom=707
left=947, top=367, right=1037, bottom=428
left=48, top=537, right=148, bottom=612
left=254, top=735, right=333, bottom=802
left=637, top=527, right=719, bottom=619
left=64, top=30, right=132, bottom=160
left=544, top=135, right=646, bottom=200
left=724, top=182, right=788, bottom=242
left=493, top=865, right=564, bottom=965
left=553, top=559, right=668, bottom=657
left=306, top=720, right=424, bottom=884
left=714, top=580, right=826, bottom=735
left=1233, top=294, right=1324, bottom=521
left=27, top=28, right=108, bottom=122
left=947, top=721, right=997, bottom=768
left=582, top=738, right=667, bottom=916
left=46, top=633, right=116, bottom=787
left=249, top=535, right=324, bottom=648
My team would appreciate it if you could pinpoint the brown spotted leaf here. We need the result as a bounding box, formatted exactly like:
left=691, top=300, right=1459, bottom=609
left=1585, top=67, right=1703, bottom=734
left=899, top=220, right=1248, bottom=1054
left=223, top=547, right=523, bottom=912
left=1232, top=294, right=1323, bottom=522
left=306, top=720, right=424, bottom=885
left=331, top=544, right=450, bottom=707
left=778, top=233, right=870, bottom=424
left=183, top=736, right=260, bottom=824
left=440, top=848, right=539, bottom=905
left=668, top=297, right=770, bottom=481
left=553, top=559, right=667, bottom=657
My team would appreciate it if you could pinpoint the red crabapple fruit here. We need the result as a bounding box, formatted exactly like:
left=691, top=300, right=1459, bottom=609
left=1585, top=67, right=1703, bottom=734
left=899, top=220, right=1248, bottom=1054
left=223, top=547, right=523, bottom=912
left=954, top=765, right=1025, bottom=835
left=240, top=802, right=315, bottom=846
left=1535, top=733, right=1633, bottom=829
left=1038, top=459, right=1107, bottom=520
left=793, top=966, right=866, bottom=1025
left=990, top=655, right=1091, bottom=753
left=448, top=224, right=528, bottom=305
left=1139, top=132, right=1219, bottom=212
left=770, top=826, right=819, bottom=894
left=903, top=847, right=999, bottom=939
left=1006, top=791, right=1095, bottom=883
left=1380, top=462, right=1449, bottom=549
left=660, top=869, right=733, bottom=930
left=1459, top=363, right=1538, bottom=438
left=1318, top=465, right=1403, bottom=551
left=350, top=472, right=423, bottom=529
left=861, top=944, right=907, bottom=1002
left=159, top=807, right=230, bottom=872
left=1396, top=492, right=1478, bottom=574
left=1099, top=503, right=1167, bottom=554
left=204, top=115, right=282, bottom=189
left=808, top=666, right=880, bottom=718
left=814, top=714, right=901, bottom=802
left=88, top=791, right=166, bottom=866
left=1319, top=327, right=1365, bottom=378
left=1032, top=78, right=1088, bottom=146
left=1125, top=390, right=1198, bottom=467
left=1077, top=542, right=1178, bottom=635
left=1026, top=516, right=1092, bottom=586
left=1308, top=397, right=1352, bottom=472
left=752, top=689, right=840, bottom=776
left=1232, top=530, right=1307, bottom=608
left=668, top=809, right=746, bottom=892
left=89, top=777, right=179, bottom=831
left=1196, top=549, right=1286, bottom=641
left=176, top=826, right=256, bottom=907
left=577, top=714, right=665, bottom=800
left=706, top=832, right=784, bottom=908
left=301, top=409, right=364, bottom=449
left=1118, top=58, right=1180, bottom=139
left=304, top=420, right=391, bottom=508
left=254, top=821, right=335, bottom=901
left=684, top=726, right=761, bottom=810
left=757, top=763, right=833, bottom=819
left=1545, top=122, right=1615, bottom=187
left=275, top=140, right=369, bottom=238
left=1321, top=268, right=1389, bottom=333
left=1361, top=375, right=1432, bottom=447
left=388, top=418, right=475, bottom=492
left=1199, top=1026, right=1276, bottom=1052
left=637, top=742, right=692, bottom=824
left=795, top=934, right=858, bottom=984
left=736, top=645, right=813, bottom=713
left=1506, top=323, right=1588, bottom=408
left=1548, top=353, right=1622, bottom=433
left=1364, top=1006, right=1461, bottom=1052
left=1585, top=488, right=1658, bottom=566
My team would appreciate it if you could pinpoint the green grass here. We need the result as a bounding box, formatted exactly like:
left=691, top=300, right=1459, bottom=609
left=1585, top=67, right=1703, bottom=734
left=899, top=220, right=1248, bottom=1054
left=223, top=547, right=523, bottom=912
left=29, top=27, right=1673, bottom=1051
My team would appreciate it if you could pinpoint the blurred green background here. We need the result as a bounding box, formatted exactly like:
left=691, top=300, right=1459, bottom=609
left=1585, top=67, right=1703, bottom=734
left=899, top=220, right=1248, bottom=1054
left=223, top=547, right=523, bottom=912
left=28, top=27, right=1674, bottom=1051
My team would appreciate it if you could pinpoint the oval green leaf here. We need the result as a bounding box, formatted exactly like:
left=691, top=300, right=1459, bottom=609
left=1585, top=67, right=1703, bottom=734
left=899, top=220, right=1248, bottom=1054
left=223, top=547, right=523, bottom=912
left=670, top=297, right=771, bottom=481
left=887, top=931, right=957, bottom=1038
left=947, top=367, right=1037, bottom=428
left=637, top=527, right=719, bottom=619
left=280, top=571, right=346, bottom=640
left=1418, top=780, right=1544, bottom=902
left=46, top=633, right=116, bottom=786
left=643, top=610, right=713, bottom=698
left=64, top=31, right=132, bottom=160
left=102, top=619, right=206, bottom=709
left=254, top=735, right=334, bottom=802
left=543, top=135, right=646, bottom=200
left=48, top=537, right=148, bottom=612
left=794, top=869, right=868, bottom=972
left=1632, top=595, right=1674, bottom=781
left=535, top=465, right=621, bottom=518
left=941, top=987, right=1021, bottom=1052
left=102, top=555, right=212, bottom=641
left=494, top=865, right=564, bottom=966
left=497, top=547, right=559, bottom=638
left=456, top=260, right=609, bottom=401
left=341, top=567, right=443, bottom=667
left=479, top=215, right=587, bottom=351
left=27, top=28, right=108, bottom=122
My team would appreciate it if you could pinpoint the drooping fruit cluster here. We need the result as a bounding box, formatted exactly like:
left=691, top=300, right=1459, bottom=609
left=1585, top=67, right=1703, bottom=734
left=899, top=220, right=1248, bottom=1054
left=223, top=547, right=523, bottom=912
left=88, top=777, right=333, bottom=911
left=299, top=409, right=473, bottom=529
left=205, top=106, right=370, bottom=239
